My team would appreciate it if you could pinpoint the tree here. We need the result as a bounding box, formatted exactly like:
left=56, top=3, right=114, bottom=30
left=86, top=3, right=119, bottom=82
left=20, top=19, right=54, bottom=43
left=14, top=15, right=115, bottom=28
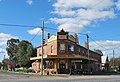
left=109, top=57, right=120, bottom=71
left=2, top=58, right=16, bottom=71
left=16, top=40, right=33, bottom=68
left=0, top=62, right=2, bottom=69
left=32, top=47, right=37, bottom=57
left=6, top=39, right=19, bottom=70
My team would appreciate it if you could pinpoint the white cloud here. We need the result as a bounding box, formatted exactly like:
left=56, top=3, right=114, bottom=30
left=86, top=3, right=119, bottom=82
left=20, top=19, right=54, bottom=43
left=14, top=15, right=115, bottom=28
left=117, top=0, right=120, bottom=10
left=27, top=28, right=42, bottom=35
left=26, top=0, right=33, bottom=5
left=58, top=23, right=85, bottom=33
left=90, top=40, right=120, bottom=57
left=0, top=48, right=8, bottom=62
left=0, top=48, right=6, bottom=53
left=90, top=40, right=120, bottom=50
left=53, top=0, right=114, bottom=10
left=103, top=49, right=120, bottom=58
left=0, top=33, right=18, bottom=46
left=50, top=0, right=119, bottom=33
left=0, top=33, right=18, bottom=61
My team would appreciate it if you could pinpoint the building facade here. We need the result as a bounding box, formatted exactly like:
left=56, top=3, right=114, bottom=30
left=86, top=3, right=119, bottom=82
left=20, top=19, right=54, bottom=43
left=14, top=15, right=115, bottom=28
left=101, top=56, right=109, bottom=71
left=30, top=29, right=102, bottom=74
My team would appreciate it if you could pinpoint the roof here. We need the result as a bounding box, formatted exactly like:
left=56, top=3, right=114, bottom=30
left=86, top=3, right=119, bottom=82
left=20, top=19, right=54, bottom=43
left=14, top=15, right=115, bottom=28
left=37, top=44, right=47, bottom=48
left=101, top=56, right=108, bottom=63
left=57, top=29, right=68, bottom=35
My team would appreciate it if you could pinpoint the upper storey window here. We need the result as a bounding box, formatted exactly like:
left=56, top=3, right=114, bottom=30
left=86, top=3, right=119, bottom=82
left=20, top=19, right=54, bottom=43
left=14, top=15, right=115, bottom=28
left=38, top=49, right=41, bottom=56
left=68, top=45, right=74, bottom=53
left=60, top=43, right=65, bottom=53
left=51, top=46, right=53, bottom=53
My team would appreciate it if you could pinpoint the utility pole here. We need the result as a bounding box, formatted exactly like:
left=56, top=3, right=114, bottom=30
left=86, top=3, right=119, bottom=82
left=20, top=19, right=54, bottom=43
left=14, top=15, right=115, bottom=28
left=4, top=55, right=5, bottom=60
left=86, top=34, right=90, bottom=74
left=113, top=50, right=115, bottom=71
left=41, top=19, right=44, bottom=75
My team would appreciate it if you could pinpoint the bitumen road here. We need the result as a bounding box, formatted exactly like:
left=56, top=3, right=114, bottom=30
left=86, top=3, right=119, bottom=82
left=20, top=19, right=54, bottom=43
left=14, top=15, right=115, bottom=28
left=0, top=71, right=120, bottom=82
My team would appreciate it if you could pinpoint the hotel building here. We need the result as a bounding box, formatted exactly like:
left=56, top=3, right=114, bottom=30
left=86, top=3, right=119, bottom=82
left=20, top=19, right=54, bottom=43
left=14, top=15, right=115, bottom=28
left=30, top=29, right=102, bottom=74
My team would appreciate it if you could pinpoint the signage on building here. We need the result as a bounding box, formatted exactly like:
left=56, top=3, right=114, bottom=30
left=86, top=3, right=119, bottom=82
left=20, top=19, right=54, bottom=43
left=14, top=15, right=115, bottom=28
left=58, top=35, right=67, bottom=39
left=71, top=60, right=82, bottom=62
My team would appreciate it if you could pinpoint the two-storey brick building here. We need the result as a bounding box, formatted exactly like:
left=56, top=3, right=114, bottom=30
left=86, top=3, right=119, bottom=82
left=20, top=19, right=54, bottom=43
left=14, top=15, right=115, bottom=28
left=30, top=29, right=102, bottom=74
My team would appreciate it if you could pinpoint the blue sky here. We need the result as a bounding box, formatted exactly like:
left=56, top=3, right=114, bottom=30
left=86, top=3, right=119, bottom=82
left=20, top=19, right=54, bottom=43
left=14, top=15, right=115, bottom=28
left=0, top=0, right=120, bottom=62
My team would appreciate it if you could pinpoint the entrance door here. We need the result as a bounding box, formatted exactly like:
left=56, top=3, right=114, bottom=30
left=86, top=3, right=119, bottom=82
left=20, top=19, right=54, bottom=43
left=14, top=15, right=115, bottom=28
left=59, top=64, right=66, bottom=74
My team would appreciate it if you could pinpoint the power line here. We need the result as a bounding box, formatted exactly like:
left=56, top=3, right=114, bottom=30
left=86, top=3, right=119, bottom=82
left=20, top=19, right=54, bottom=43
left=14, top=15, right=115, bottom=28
left=90, top=32, right=120, bottom=39
left=89, top=36, right=108, bottom=50
left=0, top=23, right=41, bottom=28
left=44, top=26, right=58, bottom=31
left=30, top=30, right=41, bottom=42
left=89, top=35, right=120, bottom=51
left=0, top=23, right=112, bottom=51
left=45, top=26, right=86, bottom=35
left=0, top=23, right=42, bottom=43
left=0, top=23, right=86, bottom=42
left=0, top=0, right=107, bottom=44
left=0, top=23, right=113, bottom=50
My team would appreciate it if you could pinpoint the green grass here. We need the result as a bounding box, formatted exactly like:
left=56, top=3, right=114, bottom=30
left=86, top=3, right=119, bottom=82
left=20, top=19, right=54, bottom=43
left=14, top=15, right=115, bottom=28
left=0, top=69, right=9, bottom=72
left=15, top=69, right=32, bottom=73
left=0, top=69, right=32, bottom=73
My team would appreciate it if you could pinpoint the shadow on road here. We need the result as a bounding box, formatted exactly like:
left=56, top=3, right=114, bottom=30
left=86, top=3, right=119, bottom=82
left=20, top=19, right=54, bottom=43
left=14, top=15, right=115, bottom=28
left=92, top=71, right=120, bottom=75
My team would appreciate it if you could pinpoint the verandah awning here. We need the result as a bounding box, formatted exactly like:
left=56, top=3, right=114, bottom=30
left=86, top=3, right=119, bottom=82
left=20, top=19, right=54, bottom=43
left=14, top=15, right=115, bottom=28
left=30, top=54, right=97, bottom=61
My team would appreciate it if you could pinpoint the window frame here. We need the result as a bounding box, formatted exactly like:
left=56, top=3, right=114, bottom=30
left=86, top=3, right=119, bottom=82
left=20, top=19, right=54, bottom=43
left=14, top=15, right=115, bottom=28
left=60, top=43, right=65, bottom=53
left=51, top=45, right=53, bottom=53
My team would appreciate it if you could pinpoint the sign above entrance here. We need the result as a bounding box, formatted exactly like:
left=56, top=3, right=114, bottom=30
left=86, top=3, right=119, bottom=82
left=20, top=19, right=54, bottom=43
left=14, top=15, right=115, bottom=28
left=60, top=60, right=65, bottom=64
left=71, top=60, right=82, bottom=63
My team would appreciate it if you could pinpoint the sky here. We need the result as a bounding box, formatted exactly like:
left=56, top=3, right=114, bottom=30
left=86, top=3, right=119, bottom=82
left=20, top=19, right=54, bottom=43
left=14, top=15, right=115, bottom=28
left=0, top=0, right=120, bottom=62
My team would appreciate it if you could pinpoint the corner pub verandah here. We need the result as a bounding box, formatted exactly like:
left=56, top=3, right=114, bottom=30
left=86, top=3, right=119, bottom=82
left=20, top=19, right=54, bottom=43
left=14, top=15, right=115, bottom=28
left=30, top=29, right=102, bottom=74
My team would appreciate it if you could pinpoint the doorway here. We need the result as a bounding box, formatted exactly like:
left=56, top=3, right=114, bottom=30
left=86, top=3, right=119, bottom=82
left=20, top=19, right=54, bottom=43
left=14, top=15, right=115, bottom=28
left=59, top=64, right=66, bottom=74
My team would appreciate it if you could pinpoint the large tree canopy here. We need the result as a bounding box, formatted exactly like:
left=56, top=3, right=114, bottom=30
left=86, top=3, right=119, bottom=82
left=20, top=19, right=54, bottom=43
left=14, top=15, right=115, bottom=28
left=110, top=57, right=120, bottom=67
left=6, top=39, right=19, bottom=70
left=6, top=39, right=19, bottom=59
left=109, top=57, right=120, bottom=71
left=6, top=39, right=34, bottom=70
left=16, top=40, right=33, bottom=67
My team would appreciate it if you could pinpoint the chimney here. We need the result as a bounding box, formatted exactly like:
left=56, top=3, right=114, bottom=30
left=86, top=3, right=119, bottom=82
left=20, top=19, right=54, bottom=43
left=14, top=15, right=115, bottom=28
left=74, top=33, right=79, bottom=44
left=46, top=33, right=50, bottom=42
left=47, top=33, right=50, bottom=39
left=85, top=42, right=88, bottom=48
left=85, top=34, right=89, bottom=48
